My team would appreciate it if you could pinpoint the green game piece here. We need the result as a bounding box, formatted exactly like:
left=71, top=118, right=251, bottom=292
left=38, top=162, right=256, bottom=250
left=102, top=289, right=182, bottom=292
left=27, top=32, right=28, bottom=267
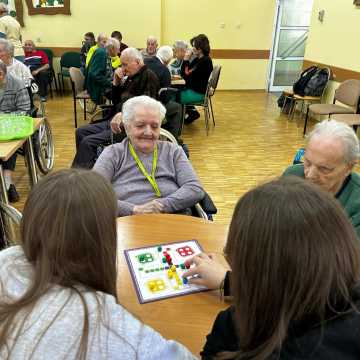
left=139, top=268, right=143, bottom=271
left=145, top=270, right=149, bottom=273
left=162, top=257, right=166, bottom=263
left=180, top=263, right=186, bottom=269
left=160, top=267, right=164, bottom=270
left=157, top=246, right=162, bottom=252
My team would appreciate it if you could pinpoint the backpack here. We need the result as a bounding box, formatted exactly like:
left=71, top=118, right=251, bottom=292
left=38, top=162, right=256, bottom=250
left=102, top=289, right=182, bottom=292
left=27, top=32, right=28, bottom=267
left=293, top=66, right=318, bottom=96
left=303, top=68, right=329, bottom=97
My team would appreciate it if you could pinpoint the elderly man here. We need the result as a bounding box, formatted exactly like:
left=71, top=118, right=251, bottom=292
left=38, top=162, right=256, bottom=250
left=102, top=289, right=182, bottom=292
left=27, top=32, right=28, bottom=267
left=93, top=95, right=204, bottom=216
left=169, top=40, right=188, bottom=76
left=85, top=37, right=119, bottom=105
left=72, top=47, right=159, bottom=169
left=145, top=45, right=182, bottom=140
left=141, top=36, right=158, bottom=58
left=0, top=39, right=32, bottom=86
left=0, top=60, right=30, bottom=202
left=24, top=40, right=49, bottom=101
left=284, top=119, right=360, bottom=237
left=0, top=4, right=24, bottom=62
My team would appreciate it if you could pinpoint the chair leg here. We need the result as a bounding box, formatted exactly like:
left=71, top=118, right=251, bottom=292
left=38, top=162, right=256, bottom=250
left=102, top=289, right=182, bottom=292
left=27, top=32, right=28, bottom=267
left=73, top=96, right=77, bottom=128
left=204, top=106, right=209, bottom=135
left=290, top=100, right=297, bottom=120
left=61, top=75, right=65, bottom=95
left=84, top=99, right=87, bottom=121
left=209, top=97, right=215, bottom=126
left=53, top=72, right=59, bottom=93
left=181, top=104, right=186, bottom=134
left=57, top=74, right=62, bottom=96
left=303, top=107, right=310, bottom=136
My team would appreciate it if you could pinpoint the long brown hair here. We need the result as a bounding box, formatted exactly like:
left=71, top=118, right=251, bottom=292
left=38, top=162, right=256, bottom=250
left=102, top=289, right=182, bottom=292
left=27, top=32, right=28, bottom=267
left=225, top=176, right=360, bottom=359
left=0, top=169, right=118, bottom=359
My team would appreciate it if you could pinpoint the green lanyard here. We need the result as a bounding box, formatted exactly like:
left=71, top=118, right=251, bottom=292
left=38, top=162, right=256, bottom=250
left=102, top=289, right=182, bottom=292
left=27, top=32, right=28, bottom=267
left=128, top=142, right=161, bottom=197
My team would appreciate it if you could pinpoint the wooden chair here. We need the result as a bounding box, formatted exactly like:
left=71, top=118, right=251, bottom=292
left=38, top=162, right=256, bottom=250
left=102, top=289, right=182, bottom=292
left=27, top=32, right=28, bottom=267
left=69, top=67, right=92, bottom=128
left=303, top=79, right=360, bottom=135
left=330, top=114, right=360, bottom=132
left=182, top=65, right=222, bottom=135
left=290, top=68, right=331, bottom=120
left=57, top=52, right=81, bottom=95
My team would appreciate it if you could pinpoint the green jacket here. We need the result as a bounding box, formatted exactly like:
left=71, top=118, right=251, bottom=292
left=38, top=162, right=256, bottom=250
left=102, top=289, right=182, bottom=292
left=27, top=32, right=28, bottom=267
left=84, top=47, right=112, bottom=104
left=284, top=164, right=360, bottom=238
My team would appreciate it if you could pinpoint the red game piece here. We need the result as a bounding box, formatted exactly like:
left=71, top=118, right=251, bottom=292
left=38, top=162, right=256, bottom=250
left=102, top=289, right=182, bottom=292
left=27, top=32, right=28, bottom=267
left=185, top=261, right=190, bottom=269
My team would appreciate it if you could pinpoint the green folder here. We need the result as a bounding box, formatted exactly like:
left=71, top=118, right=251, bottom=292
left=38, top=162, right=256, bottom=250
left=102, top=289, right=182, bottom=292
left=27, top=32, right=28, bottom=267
left=0, top=115, right=34, bottom=141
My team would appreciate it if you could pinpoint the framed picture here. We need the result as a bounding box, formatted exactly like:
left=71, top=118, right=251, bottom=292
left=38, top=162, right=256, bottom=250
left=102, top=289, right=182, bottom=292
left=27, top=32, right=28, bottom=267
left=354, top=0, right=360, bottom=5
left=24, top=0, right=70, bottom=15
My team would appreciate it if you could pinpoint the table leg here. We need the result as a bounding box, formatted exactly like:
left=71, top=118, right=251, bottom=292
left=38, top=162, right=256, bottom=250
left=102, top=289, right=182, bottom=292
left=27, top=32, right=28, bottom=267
left=25, top=136, right=38, bottom=187
left=0, top=164, right=8, bottom=204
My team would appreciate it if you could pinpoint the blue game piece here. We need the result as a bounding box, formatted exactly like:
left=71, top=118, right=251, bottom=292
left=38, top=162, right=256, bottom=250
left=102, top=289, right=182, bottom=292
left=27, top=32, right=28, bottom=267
left=182, top=277, right=188, bottom=285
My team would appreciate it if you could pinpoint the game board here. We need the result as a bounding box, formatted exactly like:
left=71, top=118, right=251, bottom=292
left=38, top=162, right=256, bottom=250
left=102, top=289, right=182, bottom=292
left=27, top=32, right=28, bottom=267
left=124, top=240, right=207, bottom=303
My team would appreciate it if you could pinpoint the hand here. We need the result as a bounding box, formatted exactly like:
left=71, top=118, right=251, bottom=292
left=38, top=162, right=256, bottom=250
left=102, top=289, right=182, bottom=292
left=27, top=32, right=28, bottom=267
left=183, top=253, right=228, bottom=289
left=110, top=112, right=123, bottom=134
left=113, top=67, right=124, bottom=86
left=183, top=48, right=193, bottom=61
left=31, top=70, right=38, bottom=76
left=133, top=200, right=164, bottom=215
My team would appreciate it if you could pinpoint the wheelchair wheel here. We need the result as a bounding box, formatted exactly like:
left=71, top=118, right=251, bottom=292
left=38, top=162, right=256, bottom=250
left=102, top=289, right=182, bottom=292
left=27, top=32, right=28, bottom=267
left=33, top=118, right=54, bottom=174
left=0, top=202, right=22, bottom=250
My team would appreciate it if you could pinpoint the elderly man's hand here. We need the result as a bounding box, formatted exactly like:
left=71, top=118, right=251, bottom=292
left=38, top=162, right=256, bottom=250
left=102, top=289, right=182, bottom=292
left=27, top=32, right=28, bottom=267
left=31, top=70, right=39, bottom=76
left=110, top=112, right=123, bottom=134
left=133, top=200, right=164, bottom=215
left=113, top=67, right=124, bottom=86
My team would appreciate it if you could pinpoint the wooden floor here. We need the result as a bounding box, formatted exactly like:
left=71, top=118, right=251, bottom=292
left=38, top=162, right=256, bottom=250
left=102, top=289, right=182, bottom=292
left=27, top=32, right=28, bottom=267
left=13, top=91, right=312, bottom=226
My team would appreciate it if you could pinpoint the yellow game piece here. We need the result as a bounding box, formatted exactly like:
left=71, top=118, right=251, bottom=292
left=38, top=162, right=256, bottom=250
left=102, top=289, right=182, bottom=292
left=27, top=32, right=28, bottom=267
left=171, top=265, right=176, bottom=272
left=167, top=270, right=173, bottom=279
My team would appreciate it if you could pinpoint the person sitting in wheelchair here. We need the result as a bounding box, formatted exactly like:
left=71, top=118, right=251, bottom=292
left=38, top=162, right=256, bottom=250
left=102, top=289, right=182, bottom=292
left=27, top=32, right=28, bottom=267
left=0, top=60, right=31, bottom=202
left=93, top=95, right=204, bottom=216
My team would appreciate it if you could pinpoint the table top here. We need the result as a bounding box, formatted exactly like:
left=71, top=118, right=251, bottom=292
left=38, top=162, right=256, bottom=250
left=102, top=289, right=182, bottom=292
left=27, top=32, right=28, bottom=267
left=171, top=77, right=186, bottom=86
left=0, top=118, right=43, bottom=161
left=116, top=214, right=229, bottom=357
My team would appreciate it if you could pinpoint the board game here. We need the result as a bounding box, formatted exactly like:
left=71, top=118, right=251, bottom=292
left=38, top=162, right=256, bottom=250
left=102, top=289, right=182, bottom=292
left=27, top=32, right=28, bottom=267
left=124, top=240, right=207, bottom=303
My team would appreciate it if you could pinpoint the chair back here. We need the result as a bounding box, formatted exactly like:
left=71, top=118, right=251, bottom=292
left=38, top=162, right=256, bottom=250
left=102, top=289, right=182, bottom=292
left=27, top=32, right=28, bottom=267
left=38, top=48, right=54, bottom=68
left=60, top=51, right=81, bottom=69
left=69, top=67, right=84, bottom=94
left=203, top=65, right=222, bottom=105
left=209, top=65, right=222, bottom=96
left=334, top=79, right=360, bottom=109
left=159, top=128, right=178, bottom=144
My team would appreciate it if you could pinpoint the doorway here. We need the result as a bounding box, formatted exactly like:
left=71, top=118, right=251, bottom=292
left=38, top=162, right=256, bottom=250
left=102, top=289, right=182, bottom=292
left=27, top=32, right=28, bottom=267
left=268, top=0, right=314, bottom=92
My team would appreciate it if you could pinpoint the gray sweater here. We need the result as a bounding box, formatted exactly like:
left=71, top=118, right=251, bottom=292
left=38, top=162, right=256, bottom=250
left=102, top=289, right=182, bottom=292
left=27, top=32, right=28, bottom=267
left=93, top=139, right=205, bottom=216
left=0, top=246, right=196, bottom=359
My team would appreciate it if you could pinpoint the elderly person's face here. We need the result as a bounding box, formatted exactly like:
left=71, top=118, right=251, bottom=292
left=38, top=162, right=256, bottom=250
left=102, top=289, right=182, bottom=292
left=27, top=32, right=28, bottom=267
left=146, top=39, right=157, bottom=55
left=126, top=105, right=161, bottom=154
left=98, top=36, right=108, bottom=48
left=24, top=40, right=35, bottom=53
left=303, top=136, right=354, bottom=194
left=108, top=45, right=119, bottom=58
left=0, top=45, right=10, bottom=63
left=120, top=54, right=142, bottom=77
left=174, top=47, right=186, bottom=60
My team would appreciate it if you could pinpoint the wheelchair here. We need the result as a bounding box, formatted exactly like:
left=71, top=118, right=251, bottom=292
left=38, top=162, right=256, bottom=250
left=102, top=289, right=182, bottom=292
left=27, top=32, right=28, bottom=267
left=0, top=201, right=22, bottom=250
left=17, top=82, right=55, bottom=175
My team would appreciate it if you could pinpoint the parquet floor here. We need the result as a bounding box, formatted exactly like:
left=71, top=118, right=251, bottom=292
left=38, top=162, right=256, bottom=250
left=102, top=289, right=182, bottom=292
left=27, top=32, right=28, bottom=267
left=12, top=91, right=313, bottom=226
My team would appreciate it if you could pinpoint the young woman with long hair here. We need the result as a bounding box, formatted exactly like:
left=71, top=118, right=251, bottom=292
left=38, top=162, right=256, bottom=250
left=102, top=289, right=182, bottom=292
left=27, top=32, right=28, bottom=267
left=0, top=169, right=195, bottom=359
left=190, top=177, right=360, bottom=359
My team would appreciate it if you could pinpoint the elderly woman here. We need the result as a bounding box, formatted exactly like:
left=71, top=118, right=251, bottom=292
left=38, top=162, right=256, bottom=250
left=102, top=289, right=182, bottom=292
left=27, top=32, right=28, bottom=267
left=93, top=95, right=204, bottom=216
left=0, top=39, right=32, bottom=87
left=169, top=40, right=188, bottom=76
left=180, top=34, right=213, bottom=124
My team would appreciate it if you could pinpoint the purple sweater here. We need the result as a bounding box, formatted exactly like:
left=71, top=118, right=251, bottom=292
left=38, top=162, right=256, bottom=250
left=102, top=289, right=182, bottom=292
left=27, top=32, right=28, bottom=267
left=93, top=139, right=204, bottom=216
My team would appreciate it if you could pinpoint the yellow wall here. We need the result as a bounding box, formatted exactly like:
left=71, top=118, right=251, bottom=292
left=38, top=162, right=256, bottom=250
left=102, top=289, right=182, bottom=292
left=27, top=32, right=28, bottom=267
left=20, top=0, right=277, bottom=89
left=305, top=0, right=360, bottom=101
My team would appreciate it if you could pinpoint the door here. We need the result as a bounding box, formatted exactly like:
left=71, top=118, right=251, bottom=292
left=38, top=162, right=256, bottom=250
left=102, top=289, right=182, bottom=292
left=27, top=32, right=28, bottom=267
left=268, top=0, right=314, bottom=92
